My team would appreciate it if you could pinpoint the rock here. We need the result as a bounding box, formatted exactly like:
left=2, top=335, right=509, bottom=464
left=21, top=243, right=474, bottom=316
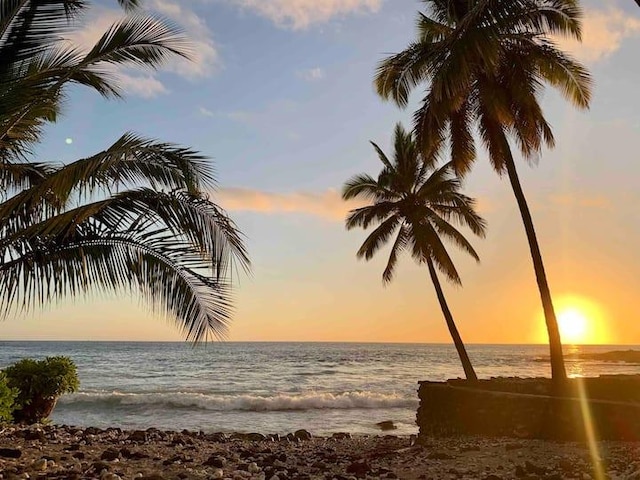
left=525, top=460, right=546, bottom=475
left=24, top=429, right=45, bottom=442
left=100, top=448, right=120, bottom=461
left=294, top=429, right=312, bottom=441
left=211, top=469, right=224, bottom=479
left=32, top=458, right=47, bottom=471
left=346, top=460, right=371, bottom=477
left=0, top=448, right=22, bottom=458
left=127, top=430, right=148, bottom=442
left=203, top=455, right=226, bottom=468
left=92, top=461, right=111, bottom=473
left=101, top=474, right=122, bottom=480
left=375, top=421, right=397, bottom=431
left=247, top=433, right=268, bottom=442
left=484, top=475, right=502, bottom=480
left=331, top=432, right=351, bottom=440
left=139, top=475, right=166, bottom=480
left=248, top=462, right=261, bottom=473
left=515, top=465, right=526, bottom=477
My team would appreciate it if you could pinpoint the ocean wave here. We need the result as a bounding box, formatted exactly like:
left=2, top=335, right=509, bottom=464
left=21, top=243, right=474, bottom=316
left=58, top=391, right=417, bottom=412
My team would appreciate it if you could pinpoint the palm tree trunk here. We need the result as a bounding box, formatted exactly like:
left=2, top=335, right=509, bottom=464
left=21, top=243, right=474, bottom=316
left=503, top=153, right=567, bottom=384
left=635, top=0, right=640, bottom=7
left=426, top=257, right=478, bottom=381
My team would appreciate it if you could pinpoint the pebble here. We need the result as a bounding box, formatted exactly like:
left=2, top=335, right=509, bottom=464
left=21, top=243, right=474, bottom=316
left=32, top=458, right=47, bottom=471
left=211, top=469, right=224, bottom=479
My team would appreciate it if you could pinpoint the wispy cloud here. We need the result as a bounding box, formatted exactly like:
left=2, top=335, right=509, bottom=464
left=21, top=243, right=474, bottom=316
left=297, top=67, right=325, bottom=81
left=118, top=73, right=169, bottom=98
left=217, top=188, right=364, bottom=220
left=554, top=7, right=640, bottom=63
left=217, top=187, right=494, bottom=220
left=228, top=0, right=382, bottom=29
left=64, top=1, right=219, bottom=98
left=199, top=106, right=215, bottom=117
left=149, top=0, right=220, bottom=78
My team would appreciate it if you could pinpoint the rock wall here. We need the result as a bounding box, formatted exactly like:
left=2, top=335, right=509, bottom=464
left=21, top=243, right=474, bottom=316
left=417, top=377, right=640, bottom=440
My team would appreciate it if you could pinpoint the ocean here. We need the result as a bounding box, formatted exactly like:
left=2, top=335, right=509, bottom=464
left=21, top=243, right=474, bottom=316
left=1, top=342, right=639, bottom=436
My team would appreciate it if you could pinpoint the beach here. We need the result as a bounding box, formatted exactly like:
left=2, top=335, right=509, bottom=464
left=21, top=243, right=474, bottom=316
left=2, top=424, right=640, bottom=480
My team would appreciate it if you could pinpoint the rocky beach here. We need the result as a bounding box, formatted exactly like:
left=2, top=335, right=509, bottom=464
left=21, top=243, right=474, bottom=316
left=2, top=425, right=640, bottom=480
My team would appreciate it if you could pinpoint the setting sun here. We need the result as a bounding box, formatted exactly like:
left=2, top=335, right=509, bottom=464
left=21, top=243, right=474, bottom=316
left=535, top=295, right=610, bottom=345
left=558, top=308, right=589, bottom=344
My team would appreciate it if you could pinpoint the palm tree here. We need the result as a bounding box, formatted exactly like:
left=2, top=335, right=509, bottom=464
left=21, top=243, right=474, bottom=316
left=342, top=124, right=486, bottom=380
left=374, top=0, right=592, bottom=382
left=0, top=0, right=249, bottom=341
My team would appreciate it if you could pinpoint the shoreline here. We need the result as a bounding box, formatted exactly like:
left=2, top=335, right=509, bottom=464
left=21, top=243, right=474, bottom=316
left=1, top=425, right=639, bottom=479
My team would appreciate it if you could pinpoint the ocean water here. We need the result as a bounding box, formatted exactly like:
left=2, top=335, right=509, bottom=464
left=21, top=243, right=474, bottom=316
left=1, top=342, right=639, bottom=436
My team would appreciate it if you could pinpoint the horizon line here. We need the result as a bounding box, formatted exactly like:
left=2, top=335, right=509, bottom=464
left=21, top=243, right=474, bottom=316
left=0, top=340, right=637, bottom=347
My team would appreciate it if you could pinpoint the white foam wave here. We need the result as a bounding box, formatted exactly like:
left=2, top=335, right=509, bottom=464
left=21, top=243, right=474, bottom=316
left=59, top=391, right=417, bottom=412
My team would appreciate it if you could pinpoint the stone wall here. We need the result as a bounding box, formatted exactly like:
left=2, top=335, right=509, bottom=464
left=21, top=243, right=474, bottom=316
left=417, top=376, right=640, bottom=441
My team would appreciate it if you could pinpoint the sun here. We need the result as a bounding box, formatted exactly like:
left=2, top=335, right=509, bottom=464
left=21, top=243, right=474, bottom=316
left=558, top=308, right=589, bottom=344
left=535, top=295, right=609, bottom=344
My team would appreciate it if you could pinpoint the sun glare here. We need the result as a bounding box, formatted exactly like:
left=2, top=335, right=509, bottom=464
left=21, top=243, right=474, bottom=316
left=535, top=295, right=609, bottom=344
left=558, top=308, right=589, bottom=344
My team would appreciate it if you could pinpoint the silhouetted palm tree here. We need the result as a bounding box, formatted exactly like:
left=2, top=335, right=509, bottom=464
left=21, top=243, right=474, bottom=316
left=0, top=0, right=249, bottom=341
left=375, top=0, right=592, bottom=382
left=343, top=124, right=486, bottom=380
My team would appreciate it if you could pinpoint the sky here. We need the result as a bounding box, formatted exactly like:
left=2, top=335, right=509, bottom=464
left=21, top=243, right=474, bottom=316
left=2, top=0, right=639, bottom=344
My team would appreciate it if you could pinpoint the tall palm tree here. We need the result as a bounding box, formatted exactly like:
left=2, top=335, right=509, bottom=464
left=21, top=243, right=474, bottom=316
left=375, top=0, right=592, bottom=382
left=0, top=0, right=250, bottom=341
left=343, top=124, right=486, bottom=380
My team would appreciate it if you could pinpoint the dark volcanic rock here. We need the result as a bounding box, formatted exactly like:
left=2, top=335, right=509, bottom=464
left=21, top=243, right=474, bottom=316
left=0, top=448, right=22, bottom=458
left=525, top=460, right=547, bottom=475
left=376, top=421, right=397, bottom=431
left=346, top=460, right=372, bottom=477
left=128, top=430, right=148, bottom=442
left=294, top=429, right=312, bottom=441
left=100, top=448, right=120, bottom=461
left=203, top=455, right=226, bottom=468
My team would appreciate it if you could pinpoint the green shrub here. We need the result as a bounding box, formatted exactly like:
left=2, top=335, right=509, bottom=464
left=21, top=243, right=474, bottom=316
left=4, top=356, right=79, bottom=424
left=0, top=372, right=17, bottom=423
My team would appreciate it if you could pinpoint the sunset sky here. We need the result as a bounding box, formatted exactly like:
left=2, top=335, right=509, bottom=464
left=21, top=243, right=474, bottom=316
left=2, top=0, right=639, bottom=344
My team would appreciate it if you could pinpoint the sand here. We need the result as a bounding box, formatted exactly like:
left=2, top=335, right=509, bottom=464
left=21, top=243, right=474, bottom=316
left=1, top=425, right=640, bottom=479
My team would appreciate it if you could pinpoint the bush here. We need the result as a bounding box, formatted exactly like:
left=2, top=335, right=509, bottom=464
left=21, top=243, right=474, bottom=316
left=0, top=372, right=17, bottom=423
left=4, top=356, right=79, bottom=424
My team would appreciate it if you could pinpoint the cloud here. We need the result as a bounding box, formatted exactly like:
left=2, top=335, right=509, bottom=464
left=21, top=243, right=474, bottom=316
left=217, top=187, right=494, bottom=221
left=118, top=73, right=169, bottom=98
left=554, top=7, right=640, bottom=62
left=297, top=67, right=325, bottom=81
left=199, top=106, right=215, bottom=117
left=217, top=188, right=365, bottom=220
left=229, top=0, right=382, bottom=29
left=63, top=1, right=219, bottom=98
left=149, top=0, right=220, bottom=78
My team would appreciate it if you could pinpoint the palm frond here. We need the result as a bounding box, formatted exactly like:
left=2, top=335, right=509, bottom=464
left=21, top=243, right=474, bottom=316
left=382, top=225, right=408, bottom=284
left=83, top=14, right=189, bottom=70
left=0, top=235, right=233, bottom=342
